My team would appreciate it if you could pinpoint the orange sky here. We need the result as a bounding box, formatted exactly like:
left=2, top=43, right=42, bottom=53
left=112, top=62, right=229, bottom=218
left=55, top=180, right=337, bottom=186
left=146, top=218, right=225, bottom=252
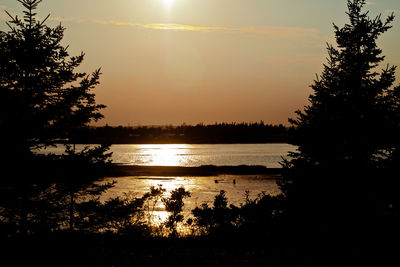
left=2, top=0, right=400, bottom=125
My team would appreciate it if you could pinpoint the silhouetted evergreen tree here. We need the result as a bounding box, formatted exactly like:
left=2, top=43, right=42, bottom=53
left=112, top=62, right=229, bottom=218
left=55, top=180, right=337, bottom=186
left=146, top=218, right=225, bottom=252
left=0, top=0, right=104, bottom=158
left=0, top=0, right=111, bottom=236
left=280, top=0, right=400, bottom=245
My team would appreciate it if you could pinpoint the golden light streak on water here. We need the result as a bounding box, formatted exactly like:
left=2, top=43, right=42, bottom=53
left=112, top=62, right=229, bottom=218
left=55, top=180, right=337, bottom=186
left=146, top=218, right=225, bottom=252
left=137, top=144, right=192, bottom=166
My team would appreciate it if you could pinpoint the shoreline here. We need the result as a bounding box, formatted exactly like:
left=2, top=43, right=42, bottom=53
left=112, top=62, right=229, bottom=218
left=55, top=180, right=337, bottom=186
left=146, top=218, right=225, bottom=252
left=108, top=164, right=282, bottom=177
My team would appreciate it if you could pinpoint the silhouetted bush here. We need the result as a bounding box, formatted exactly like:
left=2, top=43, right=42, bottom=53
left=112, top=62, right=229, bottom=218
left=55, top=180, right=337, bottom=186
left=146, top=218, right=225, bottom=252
left=163, top=187, right=191, bottom=237
left=95, top=186, right=166, bottom=236
left=192, top=190, right=238, bottom=236
left=191, top=190, right=282, bottom=239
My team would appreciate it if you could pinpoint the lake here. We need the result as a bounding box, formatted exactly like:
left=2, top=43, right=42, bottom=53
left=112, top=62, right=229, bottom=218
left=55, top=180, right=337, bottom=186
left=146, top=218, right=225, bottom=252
left=43, top=143, right=296, bottom=168
left=42, top=143, right=296, bottom=228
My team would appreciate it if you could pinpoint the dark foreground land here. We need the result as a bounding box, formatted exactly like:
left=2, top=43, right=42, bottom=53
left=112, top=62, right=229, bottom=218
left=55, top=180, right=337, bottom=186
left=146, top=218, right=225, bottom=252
left=2, top=163, right=400, bottom=267
left=4, top=233, right=400, bottom=267
left=109, top=164, right=282, bottom=177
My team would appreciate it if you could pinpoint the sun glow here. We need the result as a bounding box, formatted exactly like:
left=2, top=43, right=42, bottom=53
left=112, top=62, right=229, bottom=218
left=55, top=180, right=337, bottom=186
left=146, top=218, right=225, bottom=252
left=162, top=0, right=175, bottom=8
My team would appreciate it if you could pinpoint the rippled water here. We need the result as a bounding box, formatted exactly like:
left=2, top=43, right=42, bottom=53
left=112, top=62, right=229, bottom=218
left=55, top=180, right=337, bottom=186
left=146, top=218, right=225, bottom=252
left=43, top=143, right=296, bottom=168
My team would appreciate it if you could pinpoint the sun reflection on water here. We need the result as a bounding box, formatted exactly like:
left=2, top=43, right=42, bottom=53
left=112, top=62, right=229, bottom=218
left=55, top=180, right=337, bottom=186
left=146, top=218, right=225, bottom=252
left=137, top=144, right=192, bottom=166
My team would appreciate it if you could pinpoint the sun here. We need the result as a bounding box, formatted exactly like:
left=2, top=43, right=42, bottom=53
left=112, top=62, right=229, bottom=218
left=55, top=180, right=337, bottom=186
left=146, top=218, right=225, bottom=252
left=162, top=0, right=175, bottom=8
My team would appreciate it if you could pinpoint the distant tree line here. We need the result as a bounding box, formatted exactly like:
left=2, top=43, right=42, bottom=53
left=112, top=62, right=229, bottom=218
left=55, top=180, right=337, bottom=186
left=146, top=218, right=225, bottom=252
left=68, top=122, right=291, bottom=144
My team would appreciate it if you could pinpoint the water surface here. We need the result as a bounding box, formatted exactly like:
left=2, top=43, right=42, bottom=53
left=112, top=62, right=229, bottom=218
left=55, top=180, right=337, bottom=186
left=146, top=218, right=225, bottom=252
left=41, top=143, right=292, bottom=228
left=102, top=174, right=280, bottom=227
left=43, top=143, right=296, bottom=168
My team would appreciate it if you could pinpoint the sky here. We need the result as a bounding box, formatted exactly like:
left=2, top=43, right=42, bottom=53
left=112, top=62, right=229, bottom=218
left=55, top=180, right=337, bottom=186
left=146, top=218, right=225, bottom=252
left=1, top=0, right=400, bottom=126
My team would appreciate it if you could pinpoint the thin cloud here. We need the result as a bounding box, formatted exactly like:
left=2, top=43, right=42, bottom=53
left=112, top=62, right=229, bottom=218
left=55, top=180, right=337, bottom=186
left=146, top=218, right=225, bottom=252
left=50, top=17, right=227, bottom=32
left=50, top=17, right=321, bottom=40
left=1, top=13, right=321, bottom=40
